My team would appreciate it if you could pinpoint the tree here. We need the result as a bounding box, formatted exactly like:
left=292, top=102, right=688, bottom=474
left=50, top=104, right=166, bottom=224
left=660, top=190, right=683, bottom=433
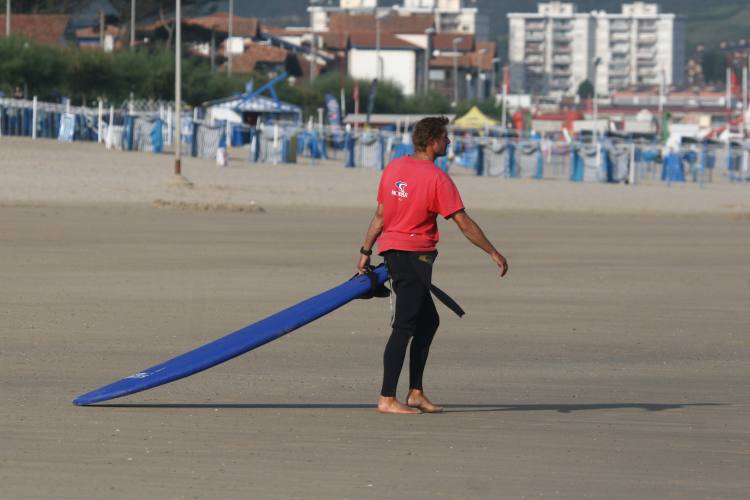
left=577, top=79, right=594, bottom=100
left=701, top=50, right=727, bottom=84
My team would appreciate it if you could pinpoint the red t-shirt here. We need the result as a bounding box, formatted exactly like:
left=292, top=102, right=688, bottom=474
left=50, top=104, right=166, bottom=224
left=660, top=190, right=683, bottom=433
left=376, top=156, right=465, bottom=253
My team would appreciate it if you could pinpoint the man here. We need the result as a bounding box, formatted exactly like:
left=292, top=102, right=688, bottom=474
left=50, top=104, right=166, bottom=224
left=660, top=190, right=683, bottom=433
left=357, top=116, right=508, bottom=414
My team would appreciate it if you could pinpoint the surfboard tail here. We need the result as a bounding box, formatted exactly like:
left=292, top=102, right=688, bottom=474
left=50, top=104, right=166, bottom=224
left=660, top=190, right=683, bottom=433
left=73, top=265, right=389, bottom=406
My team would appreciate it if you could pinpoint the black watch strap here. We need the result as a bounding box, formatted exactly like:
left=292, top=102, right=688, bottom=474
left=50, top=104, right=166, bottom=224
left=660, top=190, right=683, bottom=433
left=360, top=246, right=373, bottom=256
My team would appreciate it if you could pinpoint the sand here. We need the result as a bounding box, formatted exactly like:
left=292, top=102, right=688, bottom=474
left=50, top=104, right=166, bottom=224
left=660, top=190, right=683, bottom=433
left=1, top=137, right=749, bottom=499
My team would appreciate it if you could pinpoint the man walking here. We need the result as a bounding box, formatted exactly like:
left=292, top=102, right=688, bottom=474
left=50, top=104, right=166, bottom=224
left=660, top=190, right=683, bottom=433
left=357, top=116, right=508, bottom=414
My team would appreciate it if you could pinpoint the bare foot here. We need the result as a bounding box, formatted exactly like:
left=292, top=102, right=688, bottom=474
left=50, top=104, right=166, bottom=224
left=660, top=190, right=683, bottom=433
left=377, top=396, right=421, bottom=414
left=406, top=390, right=444, bottom=413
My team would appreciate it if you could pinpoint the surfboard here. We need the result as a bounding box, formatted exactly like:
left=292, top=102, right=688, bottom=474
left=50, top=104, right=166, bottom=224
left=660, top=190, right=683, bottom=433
left=73, top=265, right=389, bottom=406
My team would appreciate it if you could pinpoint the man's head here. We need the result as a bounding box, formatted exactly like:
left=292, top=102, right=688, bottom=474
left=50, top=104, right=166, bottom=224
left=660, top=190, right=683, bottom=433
left=412, top=116, right=451, bottom=157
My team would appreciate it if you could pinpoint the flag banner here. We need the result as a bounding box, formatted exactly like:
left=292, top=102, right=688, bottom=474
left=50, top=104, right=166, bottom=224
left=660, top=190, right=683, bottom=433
left=325, top=93, right=344, bottom=147
left=366, top=79, right=378, bottom=125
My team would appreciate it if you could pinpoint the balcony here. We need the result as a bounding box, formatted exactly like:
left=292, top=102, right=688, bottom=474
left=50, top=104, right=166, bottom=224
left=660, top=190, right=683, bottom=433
left=525, top=54, right=544, bottom=64
left=525, top=43, right=544, bottom=53
left=552, top=54, right=572, bottom=64
left=638, top=22, right=657, bottom=32
left=526, top=21, right=546, bottom=31
left=610, top=43, right=629, bottom=54
left=526, top=31, right=545, bottom=42
left=552, top=66, right=571, bottom=77
left=637, top=48, right=656, bottom=59
left=610, top=66, right=630, bottom=77
left=638, top=33, right=657, bottom=44
left=637, top=76, right=659, bottom=86
left=553, top=21, right=572, bottom=32
left=610, top=21, right=630, bottom=31
left=611, top=31, right=630, bottom=42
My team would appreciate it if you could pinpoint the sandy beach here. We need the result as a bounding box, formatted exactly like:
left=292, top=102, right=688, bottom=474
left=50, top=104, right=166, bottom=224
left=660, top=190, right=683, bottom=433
left=1, top=137, right=749, bottom=499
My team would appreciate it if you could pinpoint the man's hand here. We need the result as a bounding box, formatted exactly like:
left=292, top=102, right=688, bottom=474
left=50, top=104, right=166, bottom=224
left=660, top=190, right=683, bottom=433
left=452, top=210, right=509, bottom=278
left=357, top=254, right=371, bottom=274
left=491, top=251, right=509, bottom=277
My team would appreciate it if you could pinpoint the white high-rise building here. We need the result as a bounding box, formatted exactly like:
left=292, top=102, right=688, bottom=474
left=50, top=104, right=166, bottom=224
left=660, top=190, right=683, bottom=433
left=508, top=2, right=594, bottom=96
left=593, top=2, right=685, bottom=93
left=508, top=2, right=685, bottom=96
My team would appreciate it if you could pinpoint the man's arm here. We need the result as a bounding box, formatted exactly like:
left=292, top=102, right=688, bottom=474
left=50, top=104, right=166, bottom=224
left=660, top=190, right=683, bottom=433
left=450, top=209, right=508, bottom=277
left=357, top=204, right=385, bottom=273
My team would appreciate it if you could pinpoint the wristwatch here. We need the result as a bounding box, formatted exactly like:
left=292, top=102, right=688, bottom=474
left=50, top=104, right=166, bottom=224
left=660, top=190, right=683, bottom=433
left=359, top=246, right=373, bottom=256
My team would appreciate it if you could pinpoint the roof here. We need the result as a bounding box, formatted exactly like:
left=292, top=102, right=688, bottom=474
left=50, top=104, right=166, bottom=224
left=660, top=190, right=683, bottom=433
left=319, top=32, right=349, bottom=51
left=430, top=44, right=496, bottom=70
left=0, top=14, right=71, bottom=45
left=474, top=41, right=497, bottom=70
left=223, top=44, right=289, bottom=74
left=349, top=32, right=420, bottom=50
left=185, top=13, right=260, bottom=37
left=262, top=26, right=309, bottom=37
left=432, top=33, right=474, bottom=51
left=430, top=54, right=475, bottom=69
left=141, top=13, right=260, bottom=38
left=329, top=12, right=434, bottom=35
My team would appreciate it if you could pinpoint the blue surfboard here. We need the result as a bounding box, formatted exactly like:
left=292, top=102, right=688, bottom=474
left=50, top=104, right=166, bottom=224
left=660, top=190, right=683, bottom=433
left=73, top=265, right=389, bottom=406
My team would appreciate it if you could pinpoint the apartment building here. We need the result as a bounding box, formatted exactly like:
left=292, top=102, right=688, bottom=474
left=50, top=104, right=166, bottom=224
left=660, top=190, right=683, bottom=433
left=508, top=2, right=685, bottom=96
left=508, top=2, right=594, bottom=96
left=309, top=0, right=487, bottom=40
left=593, top=3, right=685, bottom=93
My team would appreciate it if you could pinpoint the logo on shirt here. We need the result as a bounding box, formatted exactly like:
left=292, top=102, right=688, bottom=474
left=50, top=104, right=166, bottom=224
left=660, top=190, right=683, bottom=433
left=392, top=181, right=408, bottom=198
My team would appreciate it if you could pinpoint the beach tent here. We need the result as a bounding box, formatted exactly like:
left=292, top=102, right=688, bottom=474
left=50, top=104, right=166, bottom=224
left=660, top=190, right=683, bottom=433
left=454, top=106, right=498, bottom=129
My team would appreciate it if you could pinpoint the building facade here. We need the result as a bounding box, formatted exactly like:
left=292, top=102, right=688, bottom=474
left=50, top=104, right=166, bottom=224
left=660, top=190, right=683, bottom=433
left=508, top=2, right=685, bottom=96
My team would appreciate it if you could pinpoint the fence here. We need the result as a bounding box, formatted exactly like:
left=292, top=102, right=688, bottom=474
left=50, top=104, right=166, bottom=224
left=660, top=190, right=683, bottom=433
left=2, top=96, right=749, bottom=184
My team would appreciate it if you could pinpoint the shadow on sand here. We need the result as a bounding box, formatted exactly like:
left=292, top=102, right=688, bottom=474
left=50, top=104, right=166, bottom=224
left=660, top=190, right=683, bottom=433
left=90, top=402, right=725, bottom=413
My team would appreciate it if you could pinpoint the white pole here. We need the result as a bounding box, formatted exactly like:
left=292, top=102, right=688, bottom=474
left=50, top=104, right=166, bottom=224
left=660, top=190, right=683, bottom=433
left=452, top=41, right=458, bottom=104
left=130, top=0, right=135, bottom=49
left=97, top=99, right=103, bottom=143
left=227, top=0, right=234, bottom=75
left=743, top=66, right=748, bottom=123
left=32, top=96, right=37, bottom=139
left=174, top=0, right=182, bottom=175
left=166, top=104, right=172, bottom=145
left=99, top=9, right=104, bottom=48
left=628, top=142, right=636, bottom=185
left=501, top=82, right=507, bottom=130
left=272, top=124, right=279, bottom=164
left=726, top=67, right=731, bottom=110
left=376, top=13, right=381, bottom=80
left=106, top=105, right=114, bottom=148
left=340, top=87, right=346, bottom=117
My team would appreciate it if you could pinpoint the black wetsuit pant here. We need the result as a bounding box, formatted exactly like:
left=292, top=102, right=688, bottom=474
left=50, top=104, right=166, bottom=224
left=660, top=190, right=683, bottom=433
left=381, top=250, right=440, bottom=397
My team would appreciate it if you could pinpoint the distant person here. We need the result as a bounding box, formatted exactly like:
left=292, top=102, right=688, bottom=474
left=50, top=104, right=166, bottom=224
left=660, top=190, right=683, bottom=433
left=13, top=86, right=23, bottom=99
left=357, top=116, right=509, bottom=414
